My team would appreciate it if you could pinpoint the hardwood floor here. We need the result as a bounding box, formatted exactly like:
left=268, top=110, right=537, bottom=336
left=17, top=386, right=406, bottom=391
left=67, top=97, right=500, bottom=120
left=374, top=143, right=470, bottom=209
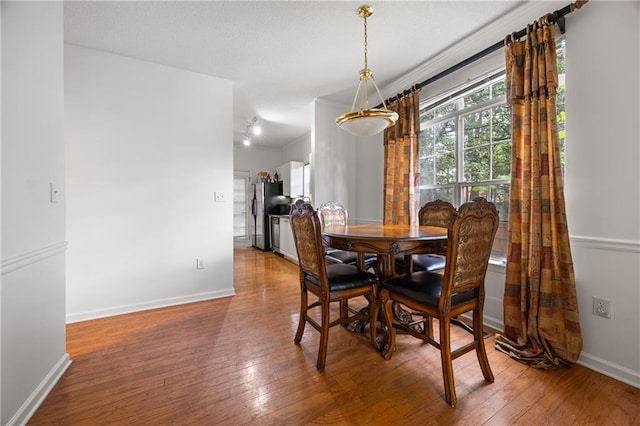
left=30, top=246, right=639, bottom=425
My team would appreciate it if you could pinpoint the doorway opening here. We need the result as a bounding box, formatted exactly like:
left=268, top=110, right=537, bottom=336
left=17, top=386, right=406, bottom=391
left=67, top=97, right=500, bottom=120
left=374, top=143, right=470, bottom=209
left=233, top=170, right=251, bottom=245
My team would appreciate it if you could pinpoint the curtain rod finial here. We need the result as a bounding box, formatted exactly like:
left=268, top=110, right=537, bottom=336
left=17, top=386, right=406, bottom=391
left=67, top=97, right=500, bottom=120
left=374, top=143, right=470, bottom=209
left=570, top=0, right=589, bottom=12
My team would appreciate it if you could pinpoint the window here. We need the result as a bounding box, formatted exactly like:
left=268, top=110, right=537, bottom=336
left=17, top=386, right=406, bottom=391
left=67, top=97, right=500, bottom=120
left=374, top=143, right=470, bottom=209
left=418, top=39, right=566, bottom=263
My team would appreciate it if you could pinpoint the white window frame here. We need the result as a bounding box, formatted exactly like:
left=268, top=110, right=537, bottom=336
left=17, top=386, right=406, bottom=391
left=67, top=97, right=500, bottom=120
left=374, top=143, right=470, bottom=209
left=416, top=36, right=566, bottom=266
left=418, top=71, right=510, bottom=264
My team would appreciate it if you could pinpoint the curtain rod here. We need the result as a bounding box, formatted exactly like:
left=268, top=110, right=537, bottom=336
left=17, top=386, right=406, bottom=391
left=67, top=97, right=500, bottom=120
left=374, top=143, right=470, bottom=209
left=381, top=0, right=588, bottom=107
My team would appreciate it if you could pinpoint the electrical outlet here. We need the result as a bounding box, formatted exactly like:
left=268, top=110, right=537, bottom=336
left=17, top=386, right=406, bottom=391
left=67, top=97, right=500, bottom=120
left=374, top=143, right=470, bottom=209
left=592, top=296, right=611, bottom=319
left=196, top=258, right=205, bottom=269
left=214, top=192, right=226, bottom=202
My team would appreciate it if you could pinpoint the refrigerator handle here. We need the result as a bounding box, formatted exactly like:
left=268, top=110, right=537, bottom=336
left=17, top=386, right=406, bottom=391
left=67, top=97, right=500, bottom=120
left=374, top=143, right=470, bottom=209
left=251, top=198, right=256, bottom=216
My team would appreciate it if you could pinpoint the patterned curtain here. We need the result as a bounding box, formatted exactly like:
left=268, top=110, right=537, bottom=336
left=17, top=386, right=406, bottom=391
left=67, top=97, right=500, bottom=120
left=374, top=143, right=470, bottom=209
left=383, top=89, right=420, bottom=225
left=496, top=21, right=583, bottom=368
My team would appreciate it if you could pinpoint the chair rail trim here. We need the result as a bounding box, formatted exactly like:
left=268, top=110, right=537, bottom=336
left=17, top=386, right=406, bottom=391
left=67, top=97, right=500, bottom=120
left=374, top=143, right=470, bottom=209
left=1, top=241, right=69, bottom=276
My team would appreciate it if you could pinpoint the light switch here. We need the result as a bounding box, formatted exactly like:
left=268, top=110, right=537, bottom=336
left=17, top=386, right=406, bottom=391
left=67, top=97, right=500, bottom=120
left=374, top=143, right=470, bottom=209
left=50, top=183, right=59, bottom=203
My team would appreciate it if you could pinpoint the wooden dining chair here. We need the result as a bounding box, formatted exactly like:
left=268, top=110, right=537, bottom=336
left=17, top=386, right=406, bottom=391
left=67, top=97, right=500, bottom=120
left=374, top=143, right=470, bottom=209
left=393, top=199, right=457, bottom=339
left=380, top=197, right=499, bottom=407
left=395, top=199, right=456, bottom=275
left=290, top=202, right=379, bottom=371
left=317, top=201, right=377, bottom=271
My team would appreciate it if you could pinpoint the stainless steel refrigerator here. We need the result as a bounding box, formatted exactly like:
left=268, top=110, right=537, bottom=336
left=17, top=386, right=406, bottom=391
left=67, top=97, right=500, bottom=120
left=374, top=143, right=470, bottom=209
left=250, top=181, right=286, bottom=250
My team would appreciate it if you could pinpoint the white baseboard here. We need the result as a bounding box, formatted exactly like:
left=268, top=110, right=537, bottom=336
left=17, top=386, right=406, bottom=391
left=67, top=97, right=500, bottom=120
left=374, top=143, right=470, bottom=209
left=282, top=254, right=298, bottom=264
left=577, top=351, right=640, bottom=389
left=482, top=314, right=504, bottom=333
left=464, top=315, right=640, bottom=390
left=66, top=289, right=236, bottom=323
left=7, top=353, right=72, bottom=426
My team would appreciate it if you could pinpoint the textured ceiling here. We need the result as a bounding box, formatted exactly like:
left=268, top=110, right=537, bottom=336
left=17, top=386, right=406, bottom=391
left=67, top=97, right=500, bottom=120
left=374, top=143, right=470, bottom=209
left=63, top=1, right=546, bottom=148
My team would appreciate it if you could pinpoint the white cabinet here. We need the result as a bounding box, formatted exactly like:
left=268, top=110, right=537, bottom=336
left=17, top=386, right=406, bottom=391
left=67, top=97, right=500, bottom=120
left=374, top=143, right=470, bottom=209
left=279, top=217, right=298, bottom=263
left=280, top=161, right=304, bottom=197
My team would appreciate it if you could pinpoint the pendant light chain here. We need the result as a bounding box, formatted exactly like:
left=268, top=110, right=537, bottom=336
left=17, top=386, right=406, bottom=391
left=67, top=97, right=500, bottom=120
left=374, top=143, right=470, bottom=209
left=363, top=12, right=368, bottom=73
left=362, top=11, right=369, bottom=109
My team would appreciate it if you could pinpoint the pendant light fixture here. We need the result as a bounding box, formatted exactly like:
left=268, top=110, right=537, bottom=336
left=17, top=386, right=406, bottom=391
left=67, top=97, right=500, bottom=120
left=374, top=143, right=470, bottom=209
left=336, top=4, right=398, bottom=137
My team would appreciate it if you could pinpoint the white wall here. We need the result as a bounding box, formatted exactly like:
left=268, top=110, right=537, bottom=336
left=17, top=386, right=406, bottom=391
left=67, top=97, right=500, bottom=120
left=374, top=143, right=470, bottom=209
left=312, top=99, right=358, bottom=215
left=234, top=144, right=283, bottom=182
left=563, top=1, right=639, bottom=387
left=311, top=107, right=384, bottom=223
left=234, top=130, right=310, bottom=183
left=355, top=135, right=384, bottom=224
left=1, top=2, right=70, bottom=424
left=281, top=131, right=311, bottom=165
left=65, top=45, right=235, bottom=322
left=349, top=1, right=640, bottom=388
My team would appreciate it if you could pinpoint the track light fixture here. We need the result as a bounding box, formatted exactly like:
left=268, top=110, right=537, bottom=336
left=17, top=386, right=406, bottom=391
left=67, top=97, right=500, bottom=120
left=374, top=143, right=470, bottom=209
left=242, top=117, right=261, bottom=147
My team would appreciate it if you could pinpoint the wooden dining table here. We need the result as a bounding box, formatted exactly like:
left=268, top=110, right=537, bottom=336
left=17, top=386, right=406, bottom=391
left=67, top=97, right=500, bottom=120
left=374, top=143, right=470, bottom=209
left=321, top=223, right=448, bottom=280
left=321, top=222, right=486, bottom=349
left=321, top=223, right=448, bottom=348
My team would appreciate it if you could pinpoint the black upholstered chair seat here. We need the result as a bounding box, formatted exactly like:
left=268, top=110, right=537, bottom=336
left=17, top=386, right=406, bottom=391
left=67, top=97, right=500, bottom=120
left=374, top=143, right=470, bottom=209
left=382, top=271, right=476, bottom=308
left=326, top=249, right=377, bottom=266
left=394, top=254, right=446, bottom=273
left=306, top=263, right=378, bottom=292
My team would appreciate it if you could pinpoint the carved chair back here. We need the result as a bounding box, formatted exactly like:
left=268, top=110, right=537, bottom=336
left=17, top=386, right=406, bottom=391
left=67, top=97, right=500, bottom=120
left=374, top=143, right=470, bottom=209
left=419, top=199, right=457, bottom=228
left=318, top=201, right=348, bottom=228
left=441, top=197, right=499, bottom=300
left=289, top=201, right=328, bottom=287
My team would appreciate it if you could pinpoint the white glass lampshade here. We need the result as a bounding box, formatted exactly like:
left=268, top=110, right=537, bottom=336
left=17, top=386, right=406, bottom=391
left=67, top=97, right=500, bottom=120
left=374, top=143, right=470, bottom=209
left=336, top=109, right=399, bottom=137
